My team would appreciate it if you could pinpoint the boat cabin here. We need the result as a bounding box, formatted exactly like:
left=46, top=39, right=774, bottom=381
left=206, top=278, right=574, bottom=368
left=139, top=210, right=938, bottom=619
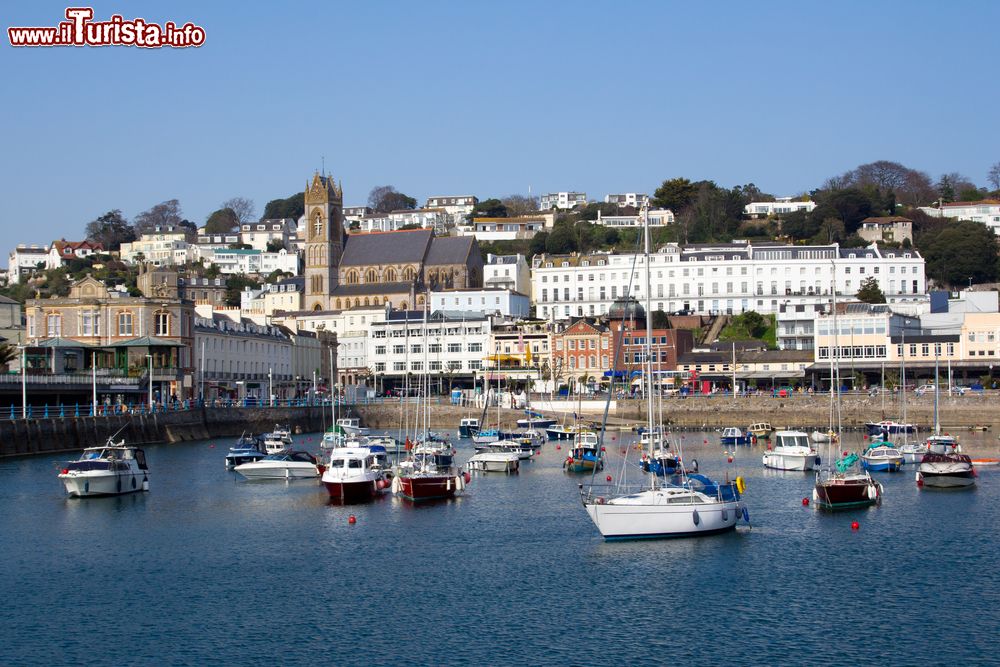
left=774, top=431, right=810, bottom=449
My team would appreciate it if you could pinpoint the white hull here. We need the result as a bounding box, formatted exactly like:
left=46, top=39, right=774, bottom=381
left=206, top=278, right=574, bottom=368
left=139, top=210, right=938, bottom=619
left=467, top=453, right=519, bottom=473
left=917, top=472, right=976, bottom=488
left=339, top=426, right=370, bottom=436
left=60, top=470, right=147, bottom=497
left=235, top=463, right=319, bottom=479
left=585, top=493, right=741, bottom=539
left=762, top=452, right=816, bottom=471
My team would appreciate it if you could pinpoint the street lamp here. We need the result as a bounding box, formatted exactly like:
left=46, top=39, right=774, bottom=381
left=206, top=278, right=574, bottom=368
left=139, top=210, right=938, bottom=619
left=146, top=354, right=153, bottom=411
left=268, top=367, right=273, bottom=407
left=19, top=343, right=26, bottom=419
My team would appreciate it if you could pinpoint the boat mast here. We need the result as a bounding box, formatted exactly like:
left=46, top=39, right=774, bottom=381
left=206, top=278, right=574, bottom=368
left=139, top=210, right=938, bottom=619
left=642, top=204, right=655, bottom=465
left=933, top=347, right=941, bottom=436
left=900, top=328, right=907, bottom=446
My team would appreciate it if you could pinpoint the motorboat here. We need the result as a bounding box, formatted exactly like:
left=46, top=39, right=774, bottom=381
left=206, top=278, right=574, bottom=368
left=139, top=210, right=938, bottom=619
left=234, top=450, right=320, bottom=479
left=916, top=452, right=976, bottom=489
left=472, top=428, right=501, bottom=445
left=393, top=440, right=468, bottom=500
left=762, top=430, right=819, bottom=471
left=336, top=417, right=370, bottom=436
left=261, top=425, right=293, bottom=454
left=546, top=423, right=584, bottom=441
left=226, top=433, right=266, bottom=469
left=563, top=431, right=604, bottom=473
left=925, top=434, right=961, bottom=454
left=898, top=441, right=927, bottom=464
left=865, top=420, right=916, bottom=436
left=58, top=439, right=149, bottom=497
left=860, top=443, right=904, bottom=472
left=810, top=430, right=838, bottom=444
left=721, top=427, right=752, bottom=446
left=748, top=422, right=773, bottom=439
left=458, top=417, right=480, bottom=439
left=639, top=428, right=665, bottom=450
left=467, top=449, right=520, bottom=473
left=516, top=411, right=557, bottom=429
left=814, top=453, right=882, bottom=510
left=322, top=445, right=390, bottom=501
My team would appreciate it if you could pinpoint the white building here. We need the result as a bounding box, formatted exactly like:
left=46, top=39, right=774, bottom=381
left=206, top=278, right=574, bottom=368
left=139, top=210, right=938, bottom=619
left=207, top=248, right=299, bottom=277
left=193, top=308, right=293, bottom=401
left=8, top=245, right=50, bottom=283
left=430, top=288, right=530, bottom=318
left=604, top=193, right=648, bottom=208
left=368, top=309, right=491, bottom=390
left=45, top=240, right=104, bottom=270
left=119, top=227, right=194, bottom=266
left=425, top=195, right=478, bottom=217
left=273, top=305, right=384, bottom=388
left=744, top=197, right=817, bottom=219
left=466, top=215, right=547, bottom=241
left=388, top=208, right=449, bottom=233
left=596, top=208, right=674, bottom=227
left=532, top=242, right=927, bottom=321
left=918, top=200, right=1000, bottom=235
left=343, top=206, right=372, bottom=228
left=240, top=218, right=298, bottom=251
left=484, top=253, right=531, bottom=294
left=241, top=277, right=303, bottom=317
left=195, top=232, right=241, bottom=255
left=540, top=192, right=587, bottom=210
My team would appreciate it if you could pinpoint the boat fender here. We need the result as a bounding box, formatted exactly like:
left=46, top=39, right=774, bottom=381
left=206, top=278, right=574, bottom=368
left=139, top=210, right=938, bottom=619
left=866, top=483, right=876, bottom=500
left=455, top=475, right=464, bottom=491
left=735, top=476, right=746, bottom=495
left=690, top=458, right=698, bottom=473
left=391, top=476, right=402, bottom=494
left=84, top=481, right=89, bottom=494
left=721, top=508, right=728, bottom=522
left=463, top=471, right=471, bottom=484
left=692, top=509, right=700, bottom=526
left=812, top=487, right=818, bottom=502
left=446, top=477, right=452, bottom=491
left=131, top=476, right=137, bottom=490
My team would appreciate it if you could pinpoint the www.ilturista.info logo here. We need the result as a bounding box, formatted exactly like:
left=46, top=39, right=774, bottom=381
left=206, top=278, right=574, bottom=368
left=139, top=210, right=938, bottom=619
left=8, top=7, right=205, bottom=48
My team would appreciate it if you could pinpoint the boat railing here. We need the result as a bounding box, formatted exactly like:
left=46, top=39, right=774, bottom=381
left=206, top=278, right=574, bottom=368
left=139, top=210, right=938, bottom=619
left=579, top=480, right=741, bottom=504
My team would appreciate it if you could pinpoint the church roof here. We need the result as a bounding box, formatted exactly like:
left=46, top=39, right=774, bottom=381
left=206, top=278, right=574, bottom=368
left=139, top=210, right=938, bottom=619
left=330, top=282, right=413, bottom=296
left=425, top=236, right=475, bottom=266
left=339, top=229, right=433, bottom=267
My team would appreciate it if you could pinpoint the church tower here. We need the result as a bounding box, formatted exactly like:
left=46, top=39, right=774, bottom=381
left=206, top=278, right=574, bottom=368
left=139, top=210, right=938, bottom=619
left=303, top=171, right=344, bottom=311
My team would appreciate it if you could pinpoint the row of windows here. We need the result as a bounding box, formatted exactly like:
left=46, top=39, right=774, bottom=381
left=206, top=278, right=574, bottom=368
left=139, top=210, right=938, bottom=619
left=375, top=360, right=473, bottom=373
left=374, top=343, right=482, bottom=355
left=30, top=311, right=170, bottom=338
left=818, top=346, right=890, bottom=359
left=555, top=338, right=610, bottom=350
left=538, top=263, right=919, bottom=281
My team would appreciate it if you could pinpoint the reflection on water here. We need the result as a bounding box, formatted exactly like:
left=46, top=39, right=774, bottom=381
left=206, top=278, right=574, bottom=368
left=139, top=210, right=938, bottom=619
left=0, top=429, right=998, bottom=666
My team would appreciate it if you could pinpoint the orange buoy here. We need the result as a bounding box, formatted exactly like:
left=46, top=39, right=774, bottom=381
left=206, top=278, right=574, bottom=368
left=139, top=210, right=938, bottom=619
left=348, top=515, right=357, bottom=525
left=802, top=498, right=809, bottom=506
left=851, top=521, right=860, bottom=531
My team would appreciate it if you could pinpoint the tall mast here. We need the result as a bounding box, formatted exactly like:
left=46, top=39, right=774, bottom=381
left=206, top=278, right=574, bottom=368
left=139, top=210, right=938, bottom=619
left=642, top=204, right=655, bottom=454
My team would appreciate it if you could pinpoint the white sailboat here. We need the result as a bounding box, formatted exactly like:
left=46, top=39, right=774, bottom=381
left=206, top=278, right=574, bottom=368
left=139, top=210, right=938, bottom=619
left=581, top=204, right=745, bottom=540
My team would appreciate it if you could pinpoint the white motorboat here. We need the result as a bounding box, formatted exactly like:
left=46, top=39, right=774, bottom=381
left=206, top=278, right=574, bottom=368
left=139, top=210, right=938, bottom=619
left=322, top=446, right=390, bottom=500
left=898, top=441, right=927, bottom=464
left=336, top=417, right=370, bottom=436
left=762, top=430, right=819, bottom=471
left=916, top=453, right=976, bottom=488
left=58, top=439, right=150, bottom=497
left=810, top=430, right=837, bottom=444
left=467, top=450, right=520, bottom=473
left=459, top=417, right=480, bottom=438
left=584, top=485, right=742, bottom=539
left=234, top=450, right=320, bottom=479
left=925, top=434, right=961, bottom=454
left=261, top=425, right=293, bottom=454
left=860, top=443, right=904, bottom=472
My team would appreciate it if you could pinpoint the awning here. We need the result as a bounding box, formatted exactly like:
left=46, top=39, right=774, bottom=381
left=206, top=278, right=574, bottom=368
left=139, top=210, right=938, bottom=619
left=29, top=337, right=95, bottom=349
left=108, top=336, right=185, bottom=348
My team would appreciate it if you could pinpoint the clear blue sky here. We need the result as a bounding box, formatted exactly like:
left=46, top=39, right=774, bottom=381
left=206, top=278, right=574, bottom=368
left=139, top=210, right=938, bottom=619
left=2, top=0, right=998, bottom=254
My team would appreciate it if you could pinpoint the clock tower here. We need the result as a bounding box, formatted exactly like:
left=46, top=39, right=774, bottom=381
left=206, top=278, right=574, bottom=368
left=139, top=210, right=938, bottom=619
left=303, top=171, right=344, bottom=311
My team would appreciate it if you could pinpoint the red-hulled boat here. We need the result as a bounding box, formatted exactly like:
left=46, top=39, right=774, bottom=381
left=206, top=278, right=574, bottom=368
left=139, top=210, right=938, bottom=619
left=814, top=471, right=882, bottom=509
left=321, top=445, right=391, bottom=502
left=393, top=441, right=468, bottom=501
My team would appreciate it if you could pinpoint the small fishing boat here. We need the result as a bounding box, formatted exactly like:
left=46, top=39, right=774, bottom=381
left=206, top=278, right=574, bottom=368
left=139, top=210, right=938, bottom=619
left=393, top=440, right=468, bottom=501
left=721, top=427, right=752, bottom=446
left=467, top=449, right=520, bottom=473
left=225, top=433, right=266, bottom=469
left=916, top=452, right=976, bottom=489
left=458, top=417, right=480, bottom=439
left=638, top=448, right=697, bottom=477
left=563, top=431, right=603, bottom=473
left=748, top=422, right=773, bottom=439
left=898, top=441, right=927, bottom=465
left=58, top=439, right=150, bottom=497
left=762, top=430, right=819, bottom=471
left=811, top=430, right=837, bottom=444
left=516, top=410, right=557, bottom=429
left=322, top=445, right=391, bottom=501
left=814, top=453, right=882, bottom=510
left=925, top=434, right=961, bottom=454
left=860, top=442, right=904, bottom=472
left=261, top=425, right=294, bottom=454
left=335, top=417, right=370, bottom=436
left=234, top=450, right=320, bottom=479
left=546, top=423, right=584, bottom=440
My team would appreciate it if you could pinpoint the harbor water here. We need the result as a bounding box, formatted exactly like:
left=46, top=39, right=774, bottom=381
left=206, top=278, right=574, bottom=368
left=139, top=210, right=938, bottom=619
left=2, top=430, right=999, bottom=666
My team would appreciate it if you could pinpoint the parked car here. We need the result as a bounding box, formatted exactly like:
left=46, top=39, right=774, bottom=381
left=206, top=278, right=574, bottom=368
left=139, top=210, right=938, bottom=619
left=914, top=384, right=936, bottom=396
left=948, top=386, right=967, bottom=395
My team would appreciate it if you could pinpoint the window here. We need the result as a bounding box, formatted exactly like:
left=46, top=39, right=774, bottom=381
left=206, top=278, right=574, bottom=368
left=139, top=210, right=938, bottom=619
left=80, top=311, right=100, bottom=336
left=411, top=345, right=422, bottom=354
left=46, top=314, right=61, bottom=337
left=411, top=361, right=423, bottom=371
left=118, top=312, right=134, bottom=337
left=448, top=343, right=462, bottom=353
left=155, top=311, right=169, bottom=336
left=428, top=343, right=442, bottom=353
left=392, top=345, right=405, bottom=354
left=468, top=343, right=482, bottom=352
left=393, top=362, right=405, bottom=371
left=375, top=345, right=386, bottom=355
left=429, top=361, right=442, bottom=371
left=448, top=360, right=461, bottom=371
left=468, top=360, right=481, bottom=370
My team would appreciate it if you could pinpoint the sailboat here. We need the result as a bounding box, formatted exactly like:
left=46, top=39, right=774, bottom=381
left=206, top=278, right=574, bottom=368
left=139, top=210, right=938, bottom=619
left=916, top=355, right=975, bottom=489
left=813, top=268, right=882, bottom=510
left=392, top=303, right=469, bottom=501
left=580, top=204, right=745, bottom=540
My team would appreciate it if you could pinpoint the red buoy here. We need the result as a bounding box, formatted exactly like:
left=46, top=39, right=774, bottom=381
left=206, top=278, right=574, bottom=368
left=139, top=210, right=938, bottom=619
left=556, top=445, right=561, bottom=450
left=863, top=434, right=868, bottom=440
left=727, top=456, right=734, bottom=463
left=209, top=444, right=215, bottom=448
left=851, top=521, right=860, bottom=531
left=703, top=439, right=708, bottom=444
left=843, top=451, right=849, bottom=457
left=802, top=497, right=809, bottom=506
left=606, top=475, right=612, bottom=482
left=600, top=446, right=606, bottom=452
left=348, top=515, right=357, bottom=525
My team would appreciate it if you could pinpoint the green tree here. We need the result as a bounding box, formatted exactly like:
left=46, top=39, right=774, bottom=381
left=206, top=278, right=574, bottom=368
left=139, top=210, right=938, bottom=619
left=720, top=311, right=769, bottom=341
left=262, top=192, right=305, bottom=220
left=545, top=225, right=577, bottom=254
left=919, top=219, right=1000, bottom=287
left=469, top=198, right=508, bottom=218
left=265, top=239, right=285, bottom=252
left=856, top=276, right=887, bottom=303
left=205, top=207, right=239, bottom=233
left=650, top=310, right=670, bottom=328
left=224, top=274, right=259, bottom=307
left=651, top=177, right=697, bottom=212
left=85, top=209, right=136, bottom=251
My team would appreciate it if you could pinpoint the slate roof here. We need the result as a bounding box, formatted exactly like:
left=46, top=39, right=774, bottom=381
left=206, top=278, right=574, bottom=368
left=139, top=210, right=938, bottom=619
left=425, top=236, right=474, bottom=266
left=340, top=230, right=432, bottom=267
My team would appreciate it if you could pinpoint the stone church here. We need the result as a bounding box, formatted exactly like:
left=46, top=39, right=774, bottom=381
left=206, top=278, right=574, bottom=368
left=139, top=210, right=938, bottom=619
left=302, top=171, right=484, bottom=311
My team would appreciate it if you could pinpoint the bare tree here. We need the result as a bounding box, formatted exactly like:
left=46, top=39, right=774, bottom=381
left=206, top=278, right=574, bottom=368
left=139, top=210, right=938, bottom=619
left=222, top=197, right=256, bottom=224
left=988, top=162, right=1000, bottom=191
left=501, top=194, right=539, bottom=217
left=133, top=199, right=183, bottom=235
left=367, top=185, right=416, bottom=213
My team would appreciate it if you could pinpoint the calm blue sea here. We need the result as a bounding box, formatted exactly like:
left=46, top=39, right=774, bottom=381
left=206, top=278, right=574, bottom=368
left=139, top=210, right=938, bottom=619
left=1, top=430, right=998, bottom=666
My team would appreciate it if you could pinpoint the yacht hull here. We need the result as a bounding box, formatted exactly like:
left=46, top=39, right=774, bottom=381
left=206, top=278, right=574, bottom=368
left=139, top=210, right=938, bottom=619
left=813, top=478, right=881, bottom=509
left=322, top=478, right=382, bottom=501
left=235, top=463, right=319, bottom=479
left=59, top=470, right=147, bottom=497
left=762, top=453, right=817, bottom=471
left=396, top=474, right=460, bottom=501
left=585, top=498, right=740, bottom=540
